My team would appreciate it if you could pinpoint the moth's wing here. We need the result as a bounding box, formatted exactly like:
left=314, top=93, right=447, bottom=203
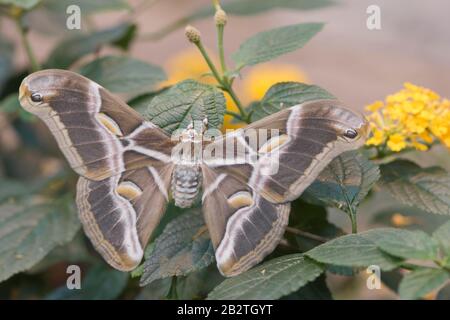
left=77, top=164, right=173, bottom=271
left=19, top=70, right=176, bottom=271
left=201, top=100, right=368, bottom=276
left=19, top=69, right=175, bottom=181
left=201, top=165, right=290, bottom=277
left=205, top=99, right=369, bottom=203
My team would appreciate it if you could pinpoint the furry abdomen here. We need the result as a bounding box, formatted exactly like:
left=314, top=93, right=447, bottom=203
left=171, top=165, right=202, bottom=208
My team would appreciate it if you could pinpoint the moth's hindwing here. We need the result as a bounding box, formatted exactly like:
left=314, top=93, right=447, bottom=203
left=202, top=100, right=368, bottom=276
left=19, top=70, right=175, bottom=271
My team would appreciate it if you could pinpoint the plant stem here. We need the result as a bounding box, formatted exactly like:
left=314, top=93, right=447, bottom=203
left=348, top=206, right=358, bottom=234
left=195, top=40, right=249, bottom=122
left=15, top=18, right=40, bottom=72
left=225, top=110, right=246, bottom=122
left=217, top=24, right=227, bottom=74
left=196, top=41, right=223, bottom=86
left=285, top=226, right=329, bottom=243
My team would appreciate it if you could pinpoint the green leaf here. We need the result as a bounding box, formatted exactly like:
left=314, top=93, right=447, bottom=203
left=46, top=264, right=128, bottom=300
left=376, top=229, right=439, bottom=261
left=380, top=160, right=450, bottom=216
left=79, top=56, right=166, bottom=94
left=0, top=94, right=34, bottom=121
left=282, top=274, right=333, bottom=300
left=0, top=178, right=39, bottom=203
left=433, top=220, right=450, bottom=258
left=398, top=268, right=449, bottom=300
left=0, top=0, right=40, bottom=9
left=28, top=232, right=94, bottom=274
left=0, top=197, right=80, bottom=282
left=175, top=266, right=225, bottom=300
left=251, top=82, right=335, bottom=121
left=139, top=210, right=215, bottom=286
left=306, top=229, right=403, bottom=271
left=144, top=80, right=226, bottom=134
left=42, top=0, right=129, bottom=14
left=303, top=151, right=380, bottom=214
left=208, top=254, right=324, bottom=300
left=232, top=23, right=323, bottom=68
left=45, top=23, right=135, bottom=68
left=136, top=278, right=171, bottom=300
left=128, top=87, right=169, bottom=116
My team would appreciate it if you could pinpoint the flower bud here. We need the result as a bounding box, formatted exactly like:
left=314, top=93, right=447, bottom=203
left=185, top=25, right=201, bottom=44
left=214, top=9, right=227, bottom=26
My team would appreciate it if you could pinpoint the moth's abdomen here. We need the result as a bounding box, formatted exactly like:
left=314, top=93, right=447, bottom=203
left=171, top=165, right=202, bottom=208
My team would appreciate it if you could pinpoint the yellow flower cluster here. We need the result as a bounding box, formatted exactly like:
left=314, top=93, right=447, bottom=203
left=163, top=48, right=308, bottom=129
left=365, top=83, right=450, bottom=152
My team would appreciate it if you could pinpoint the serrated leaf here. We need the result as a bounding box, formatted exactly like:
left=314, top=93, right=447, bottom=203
left=45, top=23, right=135, bottom=68
left=46, top=264, right=128, bottom=300
left=0, top=197, right=80, bottom=282
left=0, top=0, right=40, bottom=9
left=136, top=278, right=172, bottom=300
left=144, top=80, right=225, bottom=133
left=306, top=229, right=403, bottom=271
left=208, top=254, right=323, bottom=300
left=128, top=87, right=169, bottom=116
left=175, top=266, right=225, bottom=300
left=282, top=274, right=332, bottom=300
left=380, top=160, right=450, bottom=216
left=251, top=82, right=335, bottom=121
left=303, top=151, right=380, bottom=214
left=79, top=55, right=166, bottom=94
left=232, top=23, right=323, bottom=68
left=29, top=232, right=94, bottom=274
left=139, top=210, right=215, bottom=286
left=433, top=220, right=450, bottom=257
left=376, top=229, right=439, bottom=261
left=398, top=268, right=449, bottom=300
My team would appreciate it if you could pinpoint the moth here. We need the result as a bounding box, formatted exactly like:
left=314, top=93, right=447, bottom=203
left=19, top=70, right=368, bottom=276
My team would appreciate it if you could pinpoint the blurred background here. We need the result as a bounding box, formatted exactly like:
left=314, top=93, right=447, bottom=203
left=2, top=0, right=450, bottom=109
left=1, top=0, right=449, bottom=300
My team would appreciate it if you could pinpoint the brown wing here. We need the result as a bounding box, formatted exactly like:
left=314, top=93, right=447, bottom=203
left=19, top=69, right=176, bottom=271
left=201, top=165, right=290, bottom=277
left=202, top=99, right=368, bottom=276
left=19, top=69, right=174, bottom=181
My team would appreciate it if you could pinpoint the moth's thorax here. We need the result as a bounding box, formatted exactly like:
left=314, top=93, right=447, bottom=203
left=171, top=164, right=202, bottom=208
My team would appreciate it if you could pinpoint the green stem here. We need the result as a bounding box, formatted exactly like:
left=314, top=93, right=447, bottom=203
left=223, top=82, right=248, bottom=122
left=225, top=110, right=246, bottom=122
left=16, top=18, right=40, bottom=72
left=348, top=206, right=358, bottom=234
left=196, top=41, right=223, bottom=87
left=195, top=41, right=249, bottom=122
left=217, top=24, right=227, bottom=74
